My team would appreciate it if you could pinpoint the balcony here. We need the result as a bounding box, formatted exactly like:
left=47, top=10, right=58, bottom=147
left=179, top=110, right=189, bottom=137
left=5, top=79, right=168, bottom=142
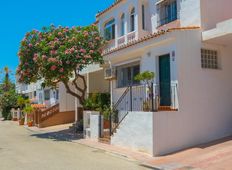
left=127, top=31, right=136, bottom=42
left=117, top=35, right=126, bottom=46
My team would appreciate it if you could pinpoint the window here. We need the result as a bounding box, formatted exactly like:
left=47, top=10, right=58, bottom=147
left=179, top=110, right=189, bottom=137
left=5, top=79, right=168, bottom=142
left=157, top=0, right=177, bottom=26
left=39, top=93, right=43, bottom=104
left=142, top=5, right=145, bottom=30
left=201, top=49, right=219, bottom=69
left=120, top=14, right=125, bottom=36
left=34, top=91, right=37, bottom=97
left=44, top=90, right=50, bottom=100
left=104, top=19, right=115, bottom=40
left=56, top=90, right=59, bottom=100
left=130, top=8, right=135, bottom=32
left=117, top=63, right=140, bottom=88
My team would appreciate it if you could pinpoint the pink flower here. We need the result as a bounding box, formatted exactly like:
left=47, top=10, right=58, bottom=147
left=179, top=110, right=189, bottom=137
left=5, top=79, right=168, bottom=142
left=42, top=55, right=47, bottom=60
left=65, top=49, right=70, bottom=55
left=80, top=49, right=86, bottom=53
left=95, top=37, right=100, bottom=40
left=83, top=31, right=88, bottom=36
left=66, top=61, right=70, bottom=64
left=28, top=44, right=33, bottom=48
left=58, top=32, right=62, bottom=36
left=50, top=50, right=57, bottom=55
left=33, top=56, right=38, bottom=62
left=48, top=57, right=57, bottom=63
left=70, top=47, right=75, bottom=53
left=89, top=50, right=94, bottom=54
left=59, top=68, right=64, bottom=73
left=50, top=65, right=57, bottom=71
left=84, top=55, right=91, bottom=59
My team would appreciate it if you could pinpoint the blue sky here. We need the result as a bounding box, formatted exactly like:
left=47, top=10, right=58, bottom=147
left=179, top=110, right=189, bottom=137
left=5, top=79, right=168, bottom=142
left=0, top=0, right=114, bottom=78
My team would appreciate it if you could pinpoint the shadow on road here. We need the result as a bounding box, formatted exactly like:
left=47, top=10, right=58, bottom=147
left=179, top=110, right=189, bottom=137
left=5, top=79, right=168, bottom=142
left=31, top=129, right=84, bottom=142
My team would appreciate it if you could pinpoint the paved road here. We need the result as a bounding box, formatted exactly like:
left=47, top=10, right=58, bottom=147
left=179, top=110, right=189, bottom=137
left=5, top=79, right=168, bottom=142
left=0, top=120, right=149, bottom=170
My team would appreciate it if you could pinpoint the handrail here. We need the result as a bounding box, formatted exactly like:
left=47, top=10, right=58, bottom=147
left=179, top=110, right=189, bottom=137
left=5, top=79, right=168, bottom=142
left=110, top=86, right=131, bottom=136
left=111, top=111, right=129, bottom=135
left=113, top=86, right=130, bottom=110
left=40, top=104, right=59, bottom=122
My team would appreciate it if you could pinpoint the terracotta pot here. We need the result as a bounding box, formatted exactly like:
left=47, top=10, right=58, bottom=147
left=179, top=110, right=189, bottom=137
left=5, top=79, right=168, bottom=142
left=19, top=119, right=24, bottom=126
left=12, top=118, right=18, bottom=121
left=104, top=120, right=110, bottom=129
left=27, top=121, right=33, bottom=127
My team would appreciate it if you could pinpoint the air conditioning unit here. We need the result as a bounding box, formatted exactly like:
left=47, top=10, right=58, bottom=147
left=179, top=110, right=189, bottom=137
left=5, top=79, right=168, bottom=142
left=104, top=67, right=116, bottom=80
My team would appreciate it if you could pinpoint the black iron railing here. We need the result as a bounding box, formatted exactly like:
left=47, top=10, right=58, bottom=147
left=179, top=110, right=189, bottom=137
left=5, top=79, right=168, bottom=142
left=106, top=82, right=178, bottom=136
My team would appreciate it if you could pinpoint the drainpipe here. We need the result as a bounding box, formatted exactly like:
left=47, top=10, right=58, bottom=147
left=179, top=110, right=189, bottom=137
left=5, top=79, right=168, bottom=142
left=109, top=61, right=113, bottom=110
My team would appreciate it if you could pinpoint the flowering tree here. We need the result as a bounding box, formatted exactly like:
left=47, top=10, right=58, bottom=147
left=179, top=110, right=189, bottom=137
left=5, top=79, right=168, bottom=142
left=17, top=25, right=105, bottom=105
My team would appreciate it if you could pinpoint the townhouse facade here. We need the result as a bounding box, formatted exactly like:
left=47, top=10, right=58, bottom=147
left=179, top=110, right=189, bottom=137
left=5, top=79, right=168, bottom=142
left=16, top=0, right=232, bottom=156
left=16, top=80, right=59, bottom=108
left=89, top=0, right=232, bottom=156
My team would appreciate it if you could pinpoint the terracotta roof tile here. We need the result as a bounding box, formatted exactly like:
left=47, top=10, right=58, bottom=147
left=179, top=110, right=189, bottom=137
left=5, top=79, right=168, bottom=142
left=96, top=0, right=124, bottom=18
left=102, top=26, right=200, bottom=56
left=31, top=104, right=46, bottom=109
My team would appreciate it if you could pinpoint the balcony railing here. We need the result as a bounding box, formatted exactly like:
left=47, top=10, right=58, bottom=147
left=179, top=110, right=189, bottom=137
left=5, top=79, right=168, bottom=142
left=127, top=31, right=136, bottom=42
left=117, top=36, right=126, bottom=46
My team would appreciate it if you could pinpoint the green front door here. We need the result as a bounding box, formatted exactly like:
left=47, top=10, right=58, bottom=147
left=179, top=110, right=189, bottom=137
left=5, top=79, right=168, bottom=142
left=159, top=54, right=171, bottom=106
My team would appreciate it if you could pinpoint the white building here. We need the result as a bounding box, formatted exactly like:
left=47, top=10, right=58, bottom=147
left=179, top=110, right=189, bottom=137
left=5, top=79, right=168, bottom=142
left=16, top=80, right=59, bottom=108
left=85, top=0, right=232, bottom=156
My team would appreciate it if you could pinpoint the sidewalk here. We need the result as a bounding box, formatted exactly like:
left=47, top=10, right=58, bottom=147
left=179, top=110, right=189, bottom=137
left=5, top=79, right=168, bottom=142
left=24, top=123, right=232, bottom=170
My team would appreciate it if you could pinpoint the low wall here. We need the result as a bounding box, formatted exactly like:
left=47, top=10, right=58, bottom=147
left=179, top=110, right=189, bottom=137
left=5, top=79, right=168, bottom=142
left=153, top=110, right=232, bottom=156
left=111, top=112, right=153, bottom=154
left=39, top=111, right=75, bottom=128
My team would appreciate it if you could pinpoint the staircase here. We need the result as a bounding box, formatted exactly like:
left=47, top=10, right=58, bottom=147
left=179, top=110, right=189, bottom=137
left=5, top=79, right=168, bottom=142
left=99, top=86, right=131, bottom=144
left=40, top=104, right=60, bottom=122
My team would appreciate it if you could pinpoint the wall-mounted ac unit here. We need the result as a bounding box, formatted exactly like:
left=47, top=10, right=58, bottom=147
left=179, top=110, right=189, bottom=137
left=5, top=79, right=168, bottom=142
left=104, top=67, right=116, bottom=80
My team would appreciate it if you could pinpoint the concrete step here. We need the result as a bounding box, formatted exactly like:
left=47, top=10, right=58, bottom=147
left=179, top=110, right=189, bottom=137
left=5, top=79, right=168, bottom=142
left=99, top=137, right=111, bottom=144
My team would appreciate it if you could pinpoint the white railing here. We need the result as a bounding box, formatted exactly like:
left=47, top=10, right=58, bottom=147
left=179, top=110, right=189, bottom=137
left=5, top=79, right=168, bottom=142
left=127, top=31, right=136, bottom=42
left=117, top=36, right=126, bottom=46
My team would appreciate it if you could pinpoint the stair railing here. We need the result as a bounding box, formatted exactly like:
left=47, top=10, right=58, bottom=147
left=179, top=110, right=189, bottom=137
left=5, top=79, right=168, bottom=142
left=39, top=104, right=60, bottom=122
left=110, top=86, right=132, bottom=136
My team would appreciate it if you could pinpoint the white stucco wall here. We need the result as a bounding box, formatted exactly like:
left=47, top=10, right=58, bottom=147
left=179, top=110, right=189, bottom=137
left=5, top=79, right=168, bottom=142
left=180, top=0, right=201, bottom=27
left=88, top=70, right=110, bottom=94
left=111, top=111, right=154, bottom=154
left=201, top=0, right=232, bottom=30
left=59, top=83, right=75, bottom=112
left=153, top=30, right=232, bottom=156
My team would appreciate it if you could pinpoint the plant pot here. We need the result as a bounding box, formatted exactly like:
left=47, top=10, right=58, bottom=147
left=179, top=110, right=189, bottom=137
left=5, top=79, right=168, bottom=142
left=27, top=121, right=33, bottom=127
left=19, top=118, right=25, bottom=126
left=104, top=120, right=110, bottom=129
left=12, top=118, right=18, bottom=121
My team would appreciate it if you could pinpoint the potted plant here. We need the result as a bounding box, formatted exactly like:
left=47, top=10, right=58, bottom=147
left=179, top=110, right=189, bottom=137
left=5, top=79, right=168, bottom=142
left=135, top=71, right=155, bottom=111
left=19, top=117, right=25, bottom=125
left=83, top=93, right=111, bottom=130
left=23, top=105, right=34, bottom=127
left=102, top=106, right=111, bottom=129
left=17, top=96, right=30, bottom=125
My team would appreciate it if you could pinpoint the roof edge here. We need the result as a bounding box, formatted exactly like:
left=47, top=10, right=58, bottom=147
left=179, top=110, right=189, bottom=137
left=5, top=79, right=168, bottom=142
left=96, top=0, right=124, bottom=18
